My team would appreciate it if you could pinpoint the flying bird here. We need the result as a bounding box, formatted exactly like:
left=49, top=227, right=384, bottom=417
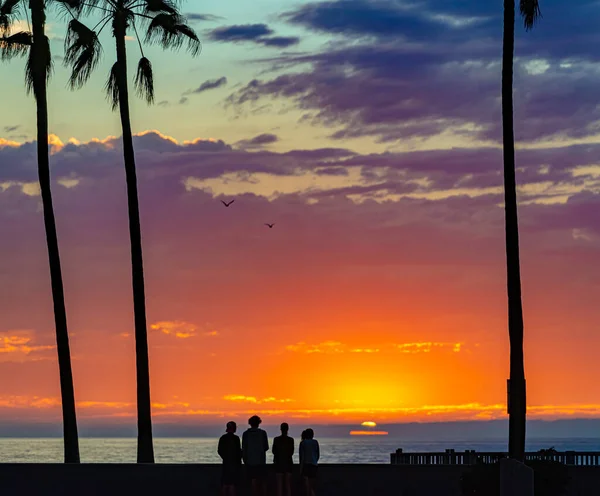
left=265, top=223, right=275, bottom=228
left=221, top=200, right=235, bottom=207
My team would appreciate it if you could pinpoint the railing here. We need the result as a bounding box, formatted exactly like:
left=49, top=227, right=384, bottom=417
left=390, top=449, right=600, bottom=466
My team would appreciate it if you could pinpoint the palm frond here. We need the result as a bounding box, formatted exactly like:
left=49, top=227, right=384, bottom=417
left=54, top=0, right=85, bottom=19
left=134, top=56, right=154, bottom=104
left=105, top=61, right=120, bottom=110
left=0, top=0, right=21, bottom=36
left=0, top=31, right=32, bottom=60
left=144, top=0, right=177, bottom=14
left=25, top=34, right=52, bottom=96
left=64, top=19, right=102, bottom=88
left=519, top=0, right=541, bottom=31
left=144, top=13, right=201, bottom=55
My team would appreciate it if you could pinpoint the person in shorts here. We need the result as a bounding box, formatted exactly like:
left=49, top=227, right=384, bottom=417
left=242, top=415, right=269, bottom=496
left=299, top=428, right=319, bottom=496
left=272, top=422, right=294, bottom=496
left=218, top=421, right=242, bottom=496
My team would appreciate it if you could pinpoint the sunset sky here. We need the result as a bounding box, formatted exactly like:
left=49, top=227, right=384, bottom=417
left=1, top=0, right=600, bottom=430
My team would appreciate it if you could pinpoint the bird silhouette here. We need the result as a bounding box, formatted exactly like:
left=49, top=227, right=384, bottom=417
left=265, top=223, right=275, bottom=228
left=221, top=200, right=235, bottom=207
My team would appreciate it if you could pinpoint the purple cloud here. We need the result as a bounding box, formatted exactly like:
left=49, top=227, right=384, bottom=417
left=187, top=76, right=228, bottom=95
left=3, top=131, right=600, bottom=212
left=208, top=24, right=301, bottom=49
left=257, top=36, right=300, bottom=48
left=208, top=24, right=274, bottom=42
left=222, top=0, right=600, bottom=144
left=186, top=13, right=223, bottom=22
left=237, top=133, right=280, bottom=149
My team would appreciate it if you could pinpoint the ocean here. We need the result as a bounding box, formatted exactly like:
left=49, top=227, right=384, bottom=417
left=0, top=437, right=598, bottom=463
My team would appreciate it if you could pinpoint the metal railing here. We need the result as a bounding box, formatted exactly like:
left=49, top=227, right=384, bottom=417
left=390, top=449, right=600, bottom=466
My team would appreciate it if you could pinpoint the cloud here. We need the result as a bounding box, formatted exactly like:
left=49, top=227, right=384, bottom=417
left=157, top=100, right=170, bottom=107
left=1, top=394, right=600, bottom=423
left=236, top=133, right=279, bottom=149
left=397, top=342, right=463, bottom=353
left=0, top=138, right=20, bottom=148
left=149, top=321, right=220, bottom=339
left=285, top=341, right=464, bottom=354
left=77, top=401, right=132, bottom=409
left=3, top=125, right=20, bottom=133
left=185, top=76, right=228, bottom=95
left=257, top=36, right=300, bottom=48
left=186, top=13, right=223, bottom=22
left=0, top=331, right=55, bottom=361
left=223, top=395, right=294, bottom=404
left=208, top=24, right=274, bottom=42
left=0, top=396, right=61, bottom=409
left=222, top=0, right=600, bottom=144
left=150, top=320, right=198, bottom=339
left=1, top=129, right=600, bottom=417
left=178, top=97, right=189, bottom=105
left=282, top=0, right=486, bottom=39
left=208, top=24, right=300, bottom=48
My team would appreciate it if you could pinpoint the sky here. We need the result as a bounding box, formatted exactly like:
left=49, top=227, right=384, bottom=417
left=1, top=0, right=600, bottom=432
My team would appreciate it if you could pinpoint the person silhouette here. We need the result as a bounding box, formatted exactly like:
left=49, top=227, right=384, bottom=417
left=218, top=421, right=242, bottom=496
left=273, top=422, right=294, bottom=496
left=242, top=415, right=269, bottom=496
left=299, top=428, right=319, bottom=496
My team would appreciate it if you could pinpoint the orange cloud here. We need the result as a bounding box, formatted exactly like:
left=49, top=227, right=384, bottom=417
left=48, top=134, right=64, bottom=155
left=135, top=129, right=179, bottom=144
left=149, top=321, right=220, bottom=339
left=150, top=320, right=197, bottom=339
left=285, top=341, right=465, bottom=355
left=396, top=342, right=463, bottom=353
left=0, top=395, right=598, bottom=423
left=0, top=331, right=55, bottom=361
left=223, top=395, right=295, bottom=404
left=122, top=402, right=600, bottom=422
left=0, top=138, right=20, bottom=148
left=0, top=396, right=61, bottom=409
left=77, top=401, right=132, bottom=409
left=285, top=341, right=344, bottom=354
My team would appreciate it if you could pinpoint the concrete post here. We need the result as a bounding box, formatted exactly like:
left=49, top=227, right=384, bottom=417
left=500, top=458, right=534, bottom=496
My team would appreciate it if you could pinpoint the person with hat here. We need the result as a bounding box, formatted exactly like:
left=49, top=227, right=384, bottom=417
left=242, top=415, right=269, bottom=496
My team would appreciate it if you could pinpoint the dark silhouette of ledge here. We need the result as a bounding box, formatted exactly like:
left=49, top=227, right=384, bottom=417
left=0, top=463, right=597, bottom=495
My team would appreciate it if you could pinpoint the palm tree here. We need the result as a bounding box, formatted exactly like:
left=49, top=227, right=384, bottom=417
left=502, top=0, right=541, bottom=462
left=0, top=0, right=81, bottom=463
left=64, top=0, right=200, bottom=463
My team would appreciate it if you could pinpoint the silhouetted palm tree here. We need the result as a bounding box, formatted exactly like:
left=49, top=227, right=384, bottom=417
left=0, top=0, right=80, bottom=463
left=502, top=0, right=541, bottom=462
left=64, top=0, right=200, bottom=463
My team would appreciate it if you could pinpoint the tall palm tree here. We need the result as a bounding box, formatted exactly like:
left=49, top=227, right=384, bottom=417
left=502, top=0, right=541, bottom=462
left=0, top=0, right=81, bottom=463
left=64, top=0, right=200, bottom=463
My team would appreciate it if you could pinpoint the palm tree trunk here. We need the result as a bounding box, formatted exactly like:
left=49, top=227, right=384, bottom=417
left=30, top=0, right=80, bottom=464
left=114, top=16, right=155, bottom=464
left=502, top=0, right=527, bottom=462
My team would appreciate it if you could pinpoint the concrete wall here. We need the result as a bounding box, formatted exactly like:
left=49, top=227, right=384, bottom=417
left=0, top=463, right=597, bottom=496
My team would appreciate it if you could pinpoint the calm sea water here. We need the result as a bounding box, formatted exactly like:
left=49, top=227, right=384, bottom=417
left=0, top=438, right=598, bottom=463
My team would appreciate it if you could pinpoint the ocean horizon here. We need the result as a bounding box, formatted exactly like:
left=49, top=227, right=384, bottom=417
left=0, top=436, right=598, bottom=464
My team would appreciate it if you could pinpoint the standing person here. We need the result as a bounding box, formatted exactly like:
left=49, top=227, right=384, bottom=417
left=242, top=415, right=269, bottom=496
left=218, top=421, right=242, bottom=496
left=299, top=428, right=319, bottom=496
left=273, top=422, right=294, bottom=496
